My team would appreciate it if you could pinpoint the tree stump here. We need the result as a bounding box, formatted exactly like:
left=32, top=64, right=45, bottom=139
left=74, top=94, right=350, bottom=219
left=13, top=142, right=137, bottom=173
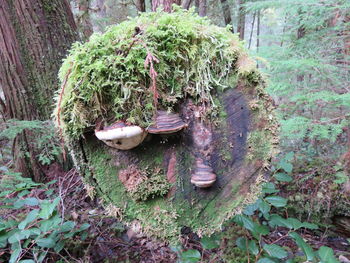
left=69, top=86, right=277, bottom=240
left=56, top=9, right=278, bottom=240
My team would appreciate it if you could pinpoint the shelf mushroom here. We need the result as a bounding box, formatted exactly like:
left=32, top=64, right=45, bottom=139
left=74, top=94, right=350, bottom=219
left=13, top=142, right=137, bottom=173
left=95, top=121, right=147, bottom=150
left=191, top=158, right=217, bottom=188
left=147, top=111, right=187, bottom=134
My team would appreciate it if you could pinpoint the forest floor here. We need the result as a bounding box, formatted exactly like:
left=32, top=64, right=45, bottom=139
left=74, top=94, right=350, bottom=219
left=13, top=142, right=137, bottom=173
left=35, top=163, right=350, bottom=262
left=0, top=120, right=350, bottom=262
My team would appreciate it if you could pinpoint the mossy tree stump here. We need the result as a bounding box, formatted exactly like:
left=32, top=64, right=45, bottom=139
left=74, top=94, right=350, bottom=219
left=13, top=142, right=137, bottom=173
left=55, top=9, right=278, bottom=240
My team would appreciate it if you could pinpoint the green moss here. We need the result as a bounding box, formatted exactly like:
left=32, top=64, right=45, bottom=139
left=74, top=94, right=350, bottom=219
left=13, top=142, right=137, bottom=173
left=54, top=7, right=257, bottom=139
left=131, top=172, right=171, bottom=201
left=246, top=130, right=273, bottom=162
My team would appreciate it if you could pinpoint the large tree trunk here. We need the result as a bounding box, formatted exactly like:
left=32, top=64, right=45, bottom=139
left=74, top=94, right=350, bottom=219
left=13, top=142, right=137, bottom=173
left=134, top=0, right=146, bottom=12
left=220, top=0, right=234, bottom=32
left=0, top=0, right=77, bottom=180
left=196, top=0, right=207, bottom=17
left=237, top=0, right=245, bottom=40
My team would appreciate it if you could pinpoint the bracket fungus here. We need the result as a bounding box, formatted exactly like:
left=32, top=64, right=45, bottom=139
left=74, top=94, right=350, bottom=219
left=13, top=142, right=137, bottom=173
left=147, top=111, right=187, bottom=134
left=191, top=158, right=217, bottom=188
left=95, top=122, right=147, bottom=150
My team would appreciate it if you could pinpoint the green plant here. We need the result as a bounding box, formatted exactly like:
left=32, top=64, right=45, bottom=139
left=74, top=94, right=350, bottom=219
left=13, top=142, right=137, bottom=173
left=233, top=152, right=339, bottom=263
left=0, top=119, right=62, bottom=165
left=245, top=0, right=350, bottom=157
left=0, top=172, right=89, bottom=263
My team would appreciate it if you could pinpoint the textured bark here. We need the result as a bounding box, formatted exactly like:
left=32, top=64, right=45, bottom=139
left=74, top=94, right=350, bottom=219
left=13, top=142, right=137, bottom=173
left=220, top=0, right=233, bottom=32
left=237, top=0, right=245, bottom=40
left=0, top=0, right=78, bottom=180
left=197, top=0, right=207, bottom=17
left=134, top=0, right=146, bottom=12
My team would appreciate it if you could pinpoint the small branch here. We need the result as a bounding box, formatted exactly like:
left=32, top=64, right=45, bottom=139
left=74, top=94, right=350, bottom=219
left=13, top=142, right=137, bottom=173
left=143, top=44, right=160, bottom=111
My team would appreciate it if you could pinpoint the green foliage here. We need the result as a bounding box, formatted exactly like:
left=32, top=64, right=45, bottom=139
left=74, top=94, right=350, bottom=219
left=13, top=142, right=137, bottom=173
left=178, top=249, right=201, bottom=263
left=233, top=152, right=340, bottom=262
left=245, top=0, right=350, bottom=156
left=186, top=152, right=341, bottom=262
left=173, top=234, right=220, bottom=263
left=0, top=119, right=62, bottom=165
left=55, top=7, right=263, bottom=139
left=0, top=172, right=89, bottom=262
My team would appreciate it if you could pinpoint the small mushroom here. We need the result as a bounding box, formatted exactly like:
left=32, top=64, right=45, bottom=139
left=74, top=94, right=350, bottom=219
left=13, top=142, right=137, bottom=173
left=147, top=111, right=186, bottom=134
left=190, top=158, right=217, bottom=188
left=95, top=121, right=147, bottom=150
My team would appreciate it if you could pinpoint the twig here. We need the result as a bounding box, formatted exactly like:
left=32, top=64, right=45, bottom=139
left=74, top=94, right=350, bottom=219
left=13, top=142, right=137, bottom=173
left=143, top=44, right=160, bottom=111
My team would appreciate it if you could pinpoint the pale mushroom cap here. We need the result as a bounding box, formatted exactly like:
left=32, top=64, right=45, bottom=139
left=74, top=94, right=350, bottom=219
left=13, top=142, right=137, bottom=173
left=190, top=179, right=216, bottom=188
left=95, top=123, right=144, bottom=140
left=95, top=122, right=147, bottom=150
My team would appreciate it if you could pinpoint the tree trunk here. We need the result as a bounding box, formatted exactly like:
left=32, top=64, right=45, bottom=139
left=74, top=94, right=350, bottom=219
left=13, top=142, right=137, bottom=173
left=256, top=10, right=260, bottom=52
left=296, top=26, right=305, bottom=82
left=248, top=12, right=256, bottom=49
left=76, top=0, right=94, bottom=40
left=181, top=0, right=192, bottom=9
left=197, top=0, right=207, bottom=17
left=0, top=0, right=78, bottom=180
left=237, top=0, right=245, bottom=40
left=220, top=0, right=234, bottom=32
left=152, top=0, right=181, bottom=12
left=134, top=0, right=146, bottom=12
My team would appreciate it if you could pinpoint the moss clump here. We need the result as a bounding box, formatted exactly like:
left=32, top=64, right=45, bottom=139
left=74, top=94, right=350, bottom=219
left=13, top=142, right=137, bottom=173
left=246, top=130, right=273, bottom=161
left=54, top=7, right=258, bottom=139
left=131, top=172, right=171, bottom=201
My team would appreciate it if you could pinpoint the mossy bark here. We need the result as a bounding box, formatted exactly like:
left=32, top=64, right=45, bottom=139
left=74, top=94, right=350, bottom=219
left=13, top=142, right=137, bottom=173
left=0, top=0, right=78, bottom=180
left=70, top=82, right=278, bottom=241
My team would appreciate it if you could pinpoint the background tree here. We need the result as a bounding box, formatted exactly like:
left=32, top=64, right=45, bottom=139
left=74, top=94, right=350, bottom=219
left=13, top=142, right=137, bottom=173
left=220, top=0, right=234, bottom=32
left=245, top=0, right=350, bottom=157
left=237, top=0, right=245, bottom=39
left=134, top=0, right=146, bottom=12
left=76, top=0, right=94, bottom=40
left=0, top=0, right=78, bottom=180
